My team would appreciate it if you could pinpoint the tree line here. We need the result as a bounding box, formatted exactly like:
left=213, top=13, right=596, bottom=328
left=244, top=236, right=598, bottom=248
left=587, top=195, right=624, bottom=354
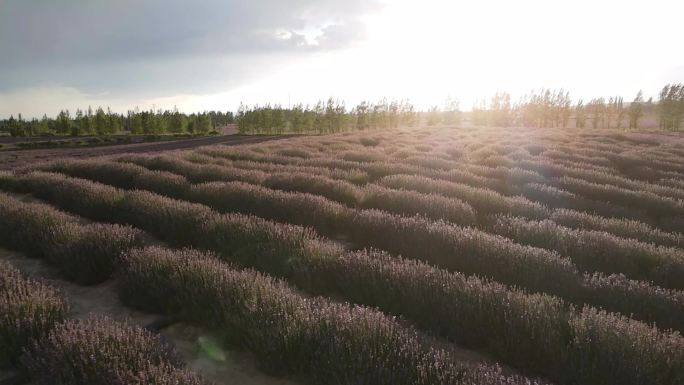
left=2, top=84, right=682, bottom=137
left=0, top=107, right=234, bottom=137
left=236, top=98, right=418, bottom=134
left=658, top=84, right=684, bottom=130
left=424, top=97, right=462, bottom=127
left=470, top=83, right=683, bottom=130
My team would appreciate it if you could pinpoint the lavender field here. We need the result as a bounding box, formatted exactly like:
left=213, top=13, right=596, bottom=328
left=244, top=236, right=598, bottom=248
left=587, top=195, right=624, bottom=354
left=1, top=126, right=684, bottom=385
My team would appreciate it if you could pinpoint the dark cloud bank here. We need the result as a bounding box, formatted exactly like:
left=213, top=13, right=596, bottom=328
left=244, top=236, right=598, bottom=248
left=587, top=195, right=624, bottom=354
left=0, top=0, right=381, bottom=97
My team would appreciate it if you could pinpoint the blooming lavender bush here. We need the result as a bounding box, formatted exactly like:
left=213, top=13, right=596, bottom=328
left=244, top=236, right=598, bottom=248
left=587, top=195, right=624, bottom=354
left=557, top=176, right=684, bottom=218
left=0, top=192, right=143, bottom=285
left=0, top=193, right=75, bottom=258
left=189, top=180, right=352, bottom=235
left=377, top=174, right=548, bottom=220
left=568, top=307, right=684, bottom=385
left=346, top=209, right=580, bottom=296
left=49, top=223, right=144, bottom=285
left=263, top=172, right=363, bottom=205
left=41, top=159, right=191, bottom=199
left=9, top=169, right=580, bottom=297
left=291, top=248, right=570, bottom=376
left=119, top=189, right=214, bottom=246
left=581, top=273, right=684, bottom=333
left=226, top=158, right=369, bottom=185
left=23, top=315, right=207, bottom=385
left=360, top=184, right=477, bottom=225
left=0, top=261, right=67, bottom=368
left=118, top=247, right=543, bottom=385
left=120, top=153, right=266, bottom=185
left=518, top=181, right=651, bottom=221
left=2, top=127, right=684, bottom=384
left=4, top=171, right=123, bottom=221
left=517, top=158, right=684, bottom=201
left=39, top=159, right=148, bottom=190
left=493, top=215, right=684, bottom=290
left=550, top=208, right=684, bottom=248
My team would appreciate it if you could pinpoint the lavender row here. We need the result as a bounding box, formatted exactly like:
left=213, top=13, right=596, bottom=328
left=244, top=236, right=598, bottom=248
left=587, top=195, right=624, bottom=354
left=24, top=316, right=206, bottom=385
left=492, top=215, right=684, bottom=290
left=0, top=261, right=201, bottom=385
left=0, top=260, right=67, bottom=368
left=0, top=192, right=143, bottom=285
left=3, top=170, right=684, bottom=384
left=35, top=160, right=576, bottom=295
left=117, top=154, right=478, bottom=224
left=23, top=163, right=684, bottom=331
left=130, top=153, right=684, bottom=248
left=119, top=246, right=542, bottom=385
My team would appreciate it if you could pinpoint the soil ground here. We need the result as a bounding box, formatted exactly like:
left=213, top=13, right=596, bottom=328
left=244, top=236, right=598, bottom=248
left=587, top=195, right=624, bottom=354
left=0, top=134, right=289, bottom=170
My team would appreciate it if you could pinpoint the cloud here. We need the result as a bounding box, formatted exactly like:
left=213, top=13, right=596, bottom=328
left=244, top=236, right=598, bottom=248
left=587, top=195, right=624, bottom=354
left=0, top=0, right=382, bottom=97
left=315, top=19, right=369, bottom=48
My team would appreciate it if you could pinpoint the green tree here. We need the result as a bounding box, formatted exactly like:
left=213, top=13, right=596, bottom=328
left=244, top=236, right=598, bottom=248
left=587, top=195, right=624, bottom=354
left=7, top=115, right=20, bottom=136
left=167, top=109, right=187, bottom=133
left=37, top=114, right=50, bottom=135
left=189, top=113, right=212, bottom=134
left=94, top=107, right=109, bottom=135
left=272, top=106, right=285, bottom=134
left=659, top=84, right=683, bottom=130
left=128, top=110, right=144, bottom=134
left=628, top=91, right=644, bottom=129
left=575, top=100, right=586, bottom=128
left=56, top=110, right=71, bottom=135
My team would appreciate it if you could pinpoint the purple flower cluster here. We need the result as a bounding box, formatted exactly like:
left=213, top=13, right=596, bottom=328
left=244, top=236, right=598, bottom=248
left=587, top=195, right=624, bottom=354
left=492, top=215, right=684, bottom=290
left=23, top=315, right=206, bottom=385
left=0, top=261, right=67, bottom=367
left=0, top=192, right=143, bottom=285
left=119, top=247, right=543, bottom=385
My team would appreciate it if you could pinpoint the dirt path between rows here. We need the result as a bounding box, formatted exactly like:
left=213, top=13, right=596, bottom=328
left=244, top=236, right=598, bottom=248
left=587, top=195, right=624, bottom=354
left=0, top=248, right=299, bottom=385
left=0, top=134, right=291, bottom=170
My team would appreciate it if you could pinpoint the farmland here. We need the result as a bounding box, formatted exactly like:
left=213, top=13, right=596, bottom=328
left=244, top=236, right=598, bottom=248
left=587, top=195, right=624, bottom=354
left=1, top=125, right=684, bottom=385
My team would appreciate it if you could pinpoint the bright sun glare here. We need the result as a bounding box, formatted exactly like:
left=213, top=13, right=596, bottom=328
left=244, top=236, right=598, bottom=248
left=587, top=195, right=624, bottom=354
left=191, top=0, right=684, bottom=113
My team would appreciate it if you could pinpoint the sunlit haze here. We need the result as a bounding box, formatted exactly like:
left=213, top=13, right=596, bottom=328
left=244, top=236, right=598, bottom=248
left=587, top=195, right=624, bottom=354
left=1, top=0, right=682, bottom=117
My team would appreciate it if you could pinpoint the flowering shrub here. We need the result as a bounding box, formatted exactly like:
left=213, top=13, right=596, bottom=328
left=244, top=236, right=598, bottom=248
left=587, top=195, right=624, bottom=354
left=2, top=170, right=123, bottom=221
left=0, top=192, right=143, bottom=284
left=346, top=209, right=580, bottom=295
left=41, top=159, right=190, bottom=198
left=2, top=126, right=684, bottom=384
left=120, top=154, right=266, bottom=185
left=551, top=208, right=684, bottom=248
left=582, top=273, right=684, bottom=332
left=568, top=307, right=684, bottom=385
left=493, top=215, right=684, bottom=290
left=378, top=174, right=548, bottom=219
left=263, top=172, right=363, bottom=205
left=360, top=184, right=477, bottom=225
left=0, top=261, right=67, bottom=368
left=557, top=176, right=684, bottom=218
left=119, top=247, right=543, bottom=385
left=189, top=181, right=352, bottom=235
left=23, top=316, right=206, bottom=385
left=292, top=248, right=570, bottom=376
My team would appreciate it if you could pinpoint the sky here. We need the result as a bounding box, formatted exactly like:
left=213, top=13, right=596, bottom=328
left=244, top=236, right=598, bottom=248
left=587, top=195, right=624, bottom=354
left=0, top=0, right=683, bottom=118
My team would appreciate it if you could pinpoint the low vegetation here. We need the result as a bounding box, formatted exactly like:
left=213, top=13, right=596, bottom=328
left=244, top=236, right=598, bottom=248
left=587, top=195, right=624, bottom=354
left=0, top=261, right=67, bottom=368
left=2, top=125, right=684, bottom=384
